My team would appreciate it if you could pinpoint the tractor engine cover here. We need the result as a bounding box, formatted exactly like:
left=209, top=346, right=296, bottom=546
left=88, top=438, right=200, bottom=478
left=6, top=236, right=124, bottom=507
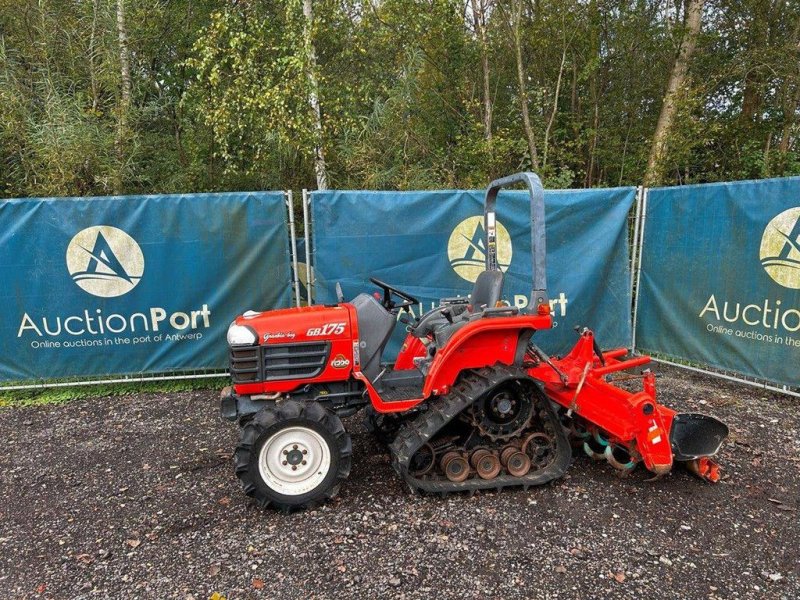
left=228, top=304, right=357, bottom=396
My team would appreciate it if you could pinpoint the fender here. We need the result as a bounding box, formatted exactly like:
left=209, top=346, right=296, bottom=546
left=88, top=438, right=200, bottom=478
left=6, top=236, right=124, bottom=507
left=422, top=314, right=551, bottom=397
left=394, top=333, right=427, bottom=370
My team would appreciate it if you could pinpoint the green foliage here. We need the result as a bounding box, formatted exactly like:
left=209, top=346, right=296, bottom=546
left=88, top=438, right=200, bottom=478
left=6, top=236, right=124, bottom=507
left=0, top=377, right=227, bottom=408
left=21, top=84, right=118, bottom=196
left=186, top=4, right=310, bottom=173
left=1, top=0, right=799, bottom=196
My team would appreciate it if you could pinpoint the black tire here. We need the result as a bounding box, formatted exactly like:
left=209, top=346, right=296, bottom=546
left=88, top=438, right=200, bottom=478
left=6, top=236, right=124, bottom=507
left=234, top=400, right=351, bottom=512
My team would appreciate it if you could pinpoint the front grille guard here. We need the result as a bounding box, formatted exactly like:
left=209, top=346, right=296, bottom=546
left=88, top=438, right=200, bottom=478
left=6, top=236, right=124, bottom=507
left=229, top=342, right=331, bottom=384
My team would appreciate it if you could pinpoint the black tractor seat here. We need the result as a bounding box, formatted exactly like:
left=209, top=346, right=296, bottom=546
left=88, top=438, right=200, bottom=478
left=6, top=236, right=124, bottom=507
left=469, top=269, right=505, bottom=309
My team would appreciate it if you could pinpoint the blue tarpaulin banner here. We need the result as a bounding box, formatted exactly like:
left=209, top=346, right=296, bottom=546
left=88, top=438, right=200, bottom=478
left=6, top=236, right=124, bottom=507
left=0, top=192, right=292, bottom=381
left=312, top=188, right=636, bottom=356
left=635, top=177, right=800, bottom=388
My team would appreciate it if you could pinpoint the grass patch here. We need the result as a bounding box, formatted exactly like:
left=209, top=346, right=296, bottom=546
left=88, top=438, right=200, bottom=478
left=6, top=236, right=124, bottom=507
left=0, top=377, right=228, bottom=408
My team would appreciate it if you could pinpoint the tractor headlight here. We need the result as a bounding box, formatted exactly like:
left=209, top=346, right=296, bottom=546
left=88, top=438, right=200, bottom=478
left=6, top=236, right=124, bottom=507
left=227, top=322, right=257, bottom=346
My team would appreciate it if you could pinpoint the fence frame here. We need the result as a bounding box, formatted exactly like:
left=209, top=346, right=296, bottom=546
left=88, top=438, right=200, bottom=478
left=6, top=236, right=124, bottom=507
left=286, top=190, right=302, bottom=308
left=302, top=188, right=316, bottom=304
left=0, top=190, right=295, bottom=391
left=650, top=356, right=800, bottom=398
left=304, top=183, right=797, bottom=398
left=4, top=181, right=798, bottom=397
left=630, top=186, right=648, bottom=352
left=0, top=369, right=228, bottom=392
left=630, top=183, right=798, bottom=397
left=628, top=186, right=644, bottom=307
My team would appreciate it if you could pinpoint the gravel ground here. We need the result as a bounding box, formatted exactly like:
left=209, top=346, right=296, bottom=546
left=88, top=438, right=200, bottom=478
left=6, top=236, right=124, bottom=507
left=0, top=365, right=798, bottom=600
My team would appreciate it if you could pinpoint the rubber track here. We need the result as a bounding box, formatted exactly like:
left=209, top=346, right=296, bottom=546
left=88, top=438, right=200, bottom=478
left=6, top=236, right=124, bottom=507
left=389, top=365, right=572, bottom=495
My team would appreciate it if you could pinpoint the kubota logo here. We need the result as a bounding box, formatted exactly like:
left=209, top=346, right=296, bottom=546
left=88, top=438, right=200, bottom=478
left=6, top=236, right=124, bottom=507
left=447, top=216, right=512, bottom=283
left=331, top=354, right=350, bottom=369
left=66, top=226, right=144, bottom=297
left=759, top=207, right=800, bottom=289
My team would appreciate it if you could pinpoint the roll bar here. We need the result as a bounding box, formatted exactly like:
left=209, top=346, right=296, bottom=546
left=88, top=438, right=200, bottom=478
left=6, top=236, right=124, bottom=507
left=483, top=172, right=548, bottom=310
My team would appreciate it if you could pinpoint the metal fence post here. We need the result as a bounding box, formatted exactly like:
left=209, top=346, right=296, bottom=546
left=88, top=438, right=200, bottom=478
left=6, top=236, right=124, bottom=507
left=286, top=190, right=302, bottom=308
left=302, top=189, right=314, bottom=304
left=630, top=186, right=643, bottom=302
left=630, top=186, right=649, bottom=352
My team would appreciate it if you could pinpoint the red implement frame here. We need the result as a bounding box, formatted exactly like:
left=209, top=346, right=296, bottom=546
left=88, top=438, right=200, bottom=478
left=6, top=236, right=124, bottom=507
left=528, top=329, right=720, bottom=481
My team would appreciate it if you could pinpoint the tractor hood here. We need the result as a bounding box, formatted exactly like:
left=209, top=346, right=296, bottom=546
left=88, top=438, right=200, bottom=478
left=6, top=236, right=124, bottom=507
left=228, top=304, right=354, bottom=347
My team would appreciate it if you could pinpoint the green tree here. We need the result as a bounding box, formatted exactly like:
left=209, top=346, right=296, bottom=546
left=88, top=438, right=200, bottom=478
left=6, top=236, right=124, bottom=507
left=2, top=0, right=799, bottom=196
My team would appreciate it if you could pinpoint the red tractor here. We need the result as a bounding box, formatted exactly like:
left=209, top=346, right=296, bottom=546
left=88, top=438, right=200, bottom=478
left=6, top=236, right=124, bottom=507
left=221, top=173, right=728, bottom=511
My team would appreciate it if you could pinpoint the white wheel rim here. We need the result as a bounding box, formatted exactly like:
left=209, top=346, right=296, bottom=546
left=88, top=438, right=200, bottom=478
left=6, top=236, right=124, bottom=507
left=258, top=426, right=332, bottom=496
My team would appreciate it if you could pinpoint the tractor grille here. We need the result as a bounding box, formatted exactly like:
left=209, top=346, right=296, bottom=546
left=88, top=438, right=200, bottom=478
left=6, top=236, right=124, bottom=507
left=229, top=342, right=331, bottom=384
left=263, top=342, right=330, bottom=380
left=229, top=347, right=260, bottom=383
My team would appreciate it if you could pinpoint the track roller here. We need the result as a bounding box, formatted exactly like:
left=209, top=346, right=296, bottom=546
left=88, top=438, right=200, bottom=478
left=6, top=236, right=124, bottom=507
left=506, top=451, right=531, bottom=476
left=443, top=455, right=470, bottom=482
left=470, top=448, right=493, bottom=469
left=500, top=445, right=519, bottom=466
left=475, top=453, right=501, bottom=479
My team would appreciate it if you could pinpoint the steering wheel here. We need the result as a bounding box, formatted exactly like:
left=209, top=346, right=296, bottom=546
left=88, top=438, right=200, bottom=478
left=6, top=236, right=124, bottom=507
left=369, top=277, right=419, bottom=312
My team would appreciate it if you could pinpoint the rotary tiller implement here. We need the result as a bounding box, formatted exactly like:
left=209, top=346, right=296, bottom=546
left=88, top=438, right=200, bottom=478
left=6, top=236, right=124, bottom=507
left=527, top=327, right=727, bottom=482
left=220, top=172, right=728, bottom=511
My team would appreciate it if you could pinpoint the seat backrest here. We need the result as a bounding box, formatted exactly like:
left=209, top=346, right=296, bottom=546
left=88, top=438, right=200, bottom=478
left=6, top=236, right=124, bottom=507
left=470, top=270, right=504, bottom=310
left=350, top=293, right=396, bottom=380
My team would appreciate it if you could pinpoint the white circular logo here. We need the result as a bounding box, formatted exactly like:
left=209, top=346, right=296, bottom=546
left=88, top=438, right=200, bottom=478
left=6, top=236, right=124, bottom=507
left=760, top=207, right=800, bottom=289
left=447, top=216, right=512, bottom=283
left=66, top=226, right=144, bottom=297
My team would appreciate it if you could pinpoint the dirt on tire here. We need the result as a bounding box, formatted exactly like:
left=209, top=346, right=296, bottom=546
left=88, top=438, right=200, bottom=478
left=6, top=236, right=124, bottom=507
left=0, top=365, right=798, bottom=599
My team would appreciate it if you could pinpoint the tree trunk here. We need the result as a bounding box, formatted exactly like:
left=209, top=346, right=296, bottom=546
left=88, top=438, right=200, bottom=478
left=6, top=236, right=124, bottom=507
left=779, top=22, right=800, bottom=156
left=741, top=69, right=763, bottom=123
left=511, top=0, right=538, bottom=170
left=115, top=0, right=132, bottom=194
left=570, top=55, right=582, bottom=147
left=570, top=57, right=578, bottom=115
left=543, top=40, right=567, bottom=170
left=644, top=0, right=703, bottom=186
left=471, top=0, right=492, bottom=141
left=584, top=0, right=600, bottom=187
left=88, top=0, right=100, bottom=112
left=586, top=100, right=599, bottom=187
left=780, top=83, right=800, bottom=155
left=302, top=0, right=328, bottom=191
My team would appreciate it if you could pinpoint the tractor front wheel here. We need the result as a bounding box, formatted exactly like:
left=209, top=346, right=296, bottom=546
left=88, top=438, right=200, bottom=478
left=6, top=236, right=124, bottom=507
left=234, top=400, right=351, bottom=511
